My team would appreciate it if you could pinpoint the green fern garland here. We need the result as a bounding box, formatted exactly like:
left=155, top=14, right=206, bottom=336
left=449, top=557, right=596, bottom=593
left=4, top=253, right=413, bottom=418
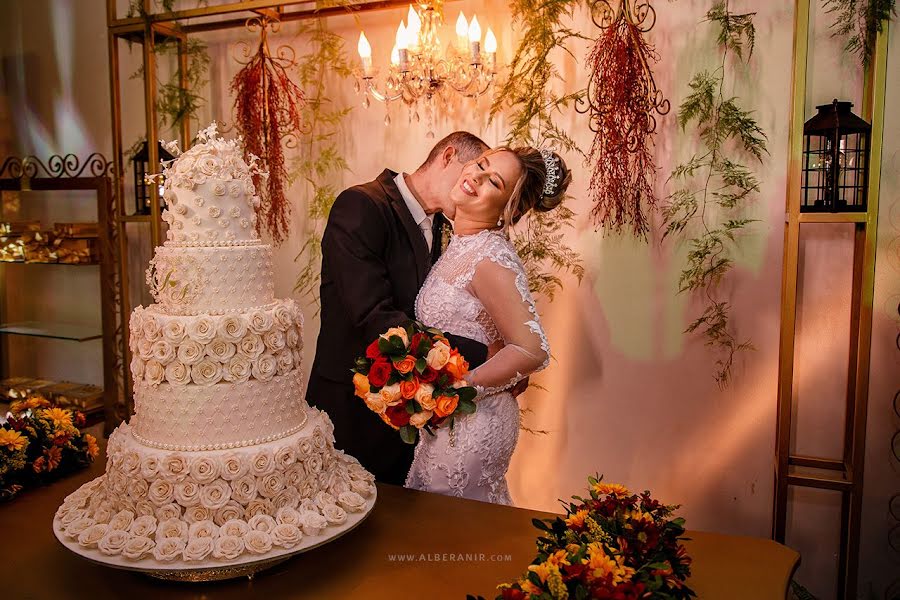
left=824, top=0, right=896, bottom=66
left=662, top=1, right=768, bottom=388
left=491, top=0, right=586, bottom=299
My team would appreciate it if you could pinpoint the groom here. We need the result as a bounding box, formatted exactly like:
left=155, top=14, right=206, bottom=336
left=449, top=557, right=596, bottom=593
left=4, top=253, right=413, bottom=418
left=307, top=132, right=491, bottom=485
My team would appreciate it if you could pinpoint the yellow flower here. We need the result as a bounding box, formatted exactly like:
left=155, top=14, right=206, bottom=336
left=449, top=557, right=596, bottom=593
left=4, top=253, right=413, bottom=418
left=527, top=561, right=556, bottom=584
left=26, top=396, right=50, bottom=410
left=585, top=542, right=635, bottom=584
left=565, top=509, right=589, bottom=529
left=546, top=549, right=571, bottom=569
left=84, top=434, right=100, bottom=459
left=625, top=508, right=654, bottom=524
left=592, top=482, right=629, bottom=497
left=0, top=429, right=28, bottom=452
left=42, top=407, right=73, bottom=429
left=519, top=580, right=543, bottom=596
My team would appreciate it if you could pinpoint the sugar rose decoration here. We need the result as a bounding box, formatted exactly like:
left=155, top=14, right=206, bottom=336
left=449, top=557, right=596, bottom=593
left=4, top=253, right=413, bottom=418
left=352, top=321, right=477, bottom=444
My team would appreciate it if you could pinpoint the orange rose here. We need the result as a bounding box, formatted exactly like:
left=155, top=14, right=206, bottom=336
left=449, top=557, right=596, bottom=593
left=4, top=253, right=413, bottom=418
left=353, top=373, right=371, bottom=399
left=444, top=351, right=469, bottom=380
left=399, top=378, right=420, bottom=400
left=433, top=395, right=459, bottom=418
left=394, top=355, right=417, bottom=375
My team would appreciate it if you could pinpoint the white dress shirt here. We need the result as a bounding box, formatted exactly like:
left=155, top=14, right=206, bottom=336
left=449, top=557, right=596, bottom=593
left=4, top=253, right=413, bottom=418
left=394, top=172, right=433, bottom=252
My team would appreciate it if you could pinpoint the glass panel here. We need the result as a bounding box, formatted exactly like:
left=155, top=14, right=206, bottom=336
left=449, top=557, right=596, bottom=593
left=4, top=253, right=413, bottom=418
left=0, top=321, right=102, bottom=341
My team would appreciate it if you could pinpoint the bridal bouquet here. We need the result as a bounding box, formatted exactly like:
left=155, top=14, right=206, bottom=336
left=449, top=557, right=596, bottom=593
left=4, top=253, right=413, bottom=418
left=352, top=322, right=478, bottom=444
left=481, top=475, right=695, bottom=600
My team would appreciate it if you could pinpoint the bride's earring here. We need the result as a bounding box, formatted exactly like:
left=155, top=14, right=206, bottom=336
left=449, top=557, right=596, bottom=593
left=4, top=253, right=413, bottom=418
left=496, top=217, right=504, bottom=228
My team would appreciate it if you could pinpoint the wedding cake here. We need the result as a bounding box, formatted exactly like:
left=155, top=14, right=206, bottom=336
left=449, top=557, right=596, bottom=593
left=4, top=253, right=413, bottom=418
left=53, top=125, right=375, bottom=575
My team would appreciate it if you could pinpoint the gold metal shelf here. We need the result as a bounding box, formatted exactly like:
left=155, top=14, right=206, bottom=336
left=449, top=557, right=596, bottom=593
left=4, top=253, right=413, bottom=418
left=119, top=214, right=153, bottom=222
left=797, top=212, right=868, bottom=224
left=0, top=321, right=103, bottom=342
left=0, top=261, right=99, bottom=267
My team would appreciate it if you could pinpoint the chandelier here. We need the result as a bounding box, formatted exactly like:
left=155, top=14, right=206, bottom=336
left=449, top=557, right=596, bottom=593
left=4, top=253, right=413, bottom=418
left=355, top=1, right=498, bottom=129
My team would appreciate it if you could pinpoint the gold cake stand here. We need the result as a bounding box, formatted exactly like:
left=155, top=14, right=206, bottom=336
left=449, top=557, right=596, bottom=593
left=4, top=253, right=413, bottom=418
left=53, top=490, right=376, bottom=582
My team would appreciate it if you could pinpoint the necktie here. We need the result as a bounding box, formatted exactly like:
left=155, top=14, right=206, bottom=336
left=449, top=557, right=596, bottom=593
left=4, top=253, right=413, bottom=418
left=420, top=217, right=433, bottom=252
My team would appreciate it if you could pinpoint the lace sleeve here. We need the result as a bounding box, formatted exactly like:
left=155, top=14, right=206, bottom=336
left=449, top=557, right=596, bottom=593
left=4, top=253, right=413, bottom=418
left=465, top=251, right=550, bottom=398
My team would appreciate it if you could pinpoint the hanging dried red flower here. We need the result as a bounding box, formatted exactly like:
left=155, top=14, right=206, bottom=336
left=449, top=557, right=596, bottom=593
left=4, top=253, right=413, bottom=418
left=231, top=19, right=305, bottom=245
left=582, top=3, right=669, bottom=240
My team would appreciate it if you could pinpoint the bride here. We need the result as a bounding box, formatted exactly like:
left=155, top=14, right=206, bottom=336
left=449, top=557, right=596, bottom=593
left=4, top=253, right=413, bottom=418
left=405, top=146, right=572, bottom=505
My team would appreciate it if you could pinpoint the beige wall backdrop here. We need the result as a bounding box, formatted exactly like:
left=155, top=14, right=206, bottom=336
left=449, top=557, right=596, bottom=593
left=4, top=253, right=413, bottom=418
left=1, top=1, right=898, bottom=597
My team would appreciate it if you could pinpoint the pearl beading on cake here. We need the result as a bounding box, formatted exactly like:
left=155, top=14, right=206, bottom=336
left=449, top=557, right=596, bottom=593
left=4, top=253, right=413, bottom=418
left=163, top=239, right=265, bottom=248
left=131, top=413, right=308, bottom=452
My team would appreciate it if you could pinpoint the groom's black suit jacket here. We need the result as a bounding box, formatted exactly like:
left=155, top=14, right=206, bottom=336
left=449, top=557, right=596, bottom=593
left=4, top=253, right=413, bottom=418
left=306, top=169, right=488, bottom=485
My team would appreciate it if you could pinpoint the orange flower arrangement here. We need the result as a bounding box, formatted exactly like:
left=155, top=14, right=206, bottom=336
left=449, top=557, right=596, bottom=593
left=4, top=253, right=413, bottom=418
left=0, top=395, right=97, bottom=501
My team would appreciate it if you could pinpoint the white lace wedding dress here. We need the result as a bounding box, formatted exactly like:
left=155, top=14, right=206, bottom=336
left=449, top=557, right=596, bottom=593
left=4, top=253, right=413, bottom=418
left=404, top=229, right=549, bottom=505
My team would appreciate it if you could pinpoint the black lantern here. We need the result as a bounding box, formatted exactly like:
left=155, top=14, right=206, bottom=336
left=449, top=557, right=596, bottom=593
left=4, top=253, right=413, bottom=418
left=131, top=141, right=174, bottom=215
left=801, top=99, right=871, bottom=212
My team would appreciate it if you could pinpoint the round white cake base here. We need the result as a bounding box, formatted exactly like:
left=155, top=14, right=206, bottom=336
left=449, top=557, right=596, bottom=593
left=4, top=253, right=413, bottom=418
left=53, top=488, right=376, bottom=582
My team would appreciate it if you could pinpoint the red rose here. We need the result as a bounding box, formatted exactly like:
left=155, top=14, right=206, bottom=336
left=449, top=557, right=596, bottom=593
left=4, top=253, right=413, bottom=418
left=385, top=404, right=410, bottom=428
left=409, top=332, right=427, bottom=355
left=419, top=366, right=438, bottom=383
left=365, top=339, right=383, bottom=360
left=368, top=359, right=393, bottom=388
left=500, top=588, right=528, bottom=600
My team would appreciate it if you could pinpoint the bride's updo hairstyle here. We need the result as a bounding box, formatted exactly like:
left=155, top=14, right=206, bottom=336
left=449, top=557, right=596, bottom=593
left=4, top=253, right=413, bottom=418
left=498, top=147, right=572, bottom=226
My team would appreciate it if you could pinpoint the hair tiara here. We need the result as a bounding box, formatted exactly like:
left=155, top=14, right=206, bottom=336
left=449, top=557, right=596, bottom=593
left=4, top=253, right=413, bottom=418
left=539, top=149, right=560, bottom=197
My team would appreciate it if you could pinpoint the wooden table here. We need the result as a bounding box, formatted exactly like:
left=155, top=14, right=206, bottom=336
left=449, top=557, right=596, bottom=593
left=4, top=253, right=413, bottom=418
left=1, top=450, right=799, bottom=599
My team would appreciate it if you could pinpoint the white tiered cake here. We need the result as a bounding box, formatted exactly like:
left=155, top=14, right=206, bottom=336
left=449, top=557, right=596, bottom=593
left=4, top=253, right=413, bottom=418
left=53, top=125, right=375, bottom=577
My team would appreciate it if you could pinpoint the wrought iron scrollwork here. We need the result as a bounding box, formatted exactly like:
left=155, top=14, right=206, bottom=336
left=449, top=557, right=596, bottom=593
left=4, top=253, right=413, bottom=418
left=577, top=0, right=669, bottom=137
left=0, top=153, right=113, bottom=179
left=589, top=0, right=657, bottom=32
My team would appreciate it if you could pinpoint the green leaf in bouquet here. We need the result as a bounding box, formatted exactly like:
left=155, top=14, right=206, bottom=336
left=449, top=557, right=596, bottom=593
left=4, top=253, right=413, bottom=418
left=456, top=386, right=477, bottom=403
left=457, top=397, right=476, bottom=415
left=437, top=374, right=450, bottom=388
left=399, top=425, right=418, bottom=445
left=405, top=401, right=416, bottom=415
left=532, top=518, right=552, bottom=532
left=387, top=372, right=400, bottom=386
left=415, top=357, right=427, bottom=374
left=377, top=337, right=394, bottom=354
left=353, top=358, right=371, bottom=373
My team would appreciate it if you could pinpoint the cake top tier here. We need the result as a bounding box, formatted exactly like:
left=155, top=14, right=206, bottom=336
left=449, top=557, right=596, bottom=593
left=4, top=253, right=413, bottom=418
left=158, top=123, right=266, bottom=246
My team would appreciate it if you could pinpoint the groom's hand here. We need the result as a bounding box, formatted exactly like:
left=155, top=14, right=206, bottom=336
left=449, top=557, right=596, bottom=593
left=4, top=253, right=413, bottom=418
left=511, top=377, right=529, bottom=398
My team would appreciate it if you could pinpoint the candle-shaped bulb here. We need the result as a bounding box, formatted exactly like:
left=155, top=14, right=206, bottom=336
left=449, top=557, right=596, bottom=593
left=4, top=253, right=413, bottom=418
left=407, top=5, right=421, bottom=49
left=469, top=16, right=482, bottom=63
left=484, top=27, right=497, bottom=71
left=396, top=21, right=408, bottom=50
left=358, top=32, right=373, bottom=77
left=456, top=12, right=468, bottom=49
left=358, top=31, right=372, bottom=59
left=485, top=28, right=497, bottom=53
left=391, top=45, right=400, bottom=66
left=468, top=16, right=482, bottom=42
